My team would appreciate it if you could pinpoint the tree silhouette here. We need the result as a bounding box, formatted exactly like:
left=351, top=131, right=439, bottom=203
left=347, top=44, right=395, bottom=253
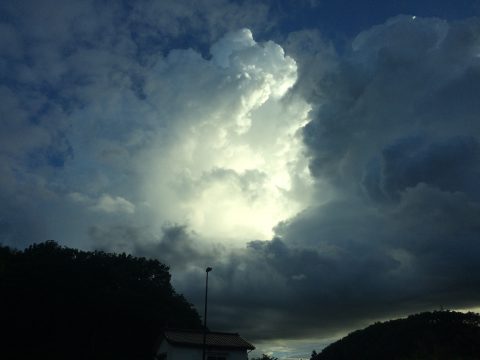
left=311, top=310, right=480, bottom=360
left=0, top=241, right=201, bottom=360
left=250, top=354, right=279, bottom=360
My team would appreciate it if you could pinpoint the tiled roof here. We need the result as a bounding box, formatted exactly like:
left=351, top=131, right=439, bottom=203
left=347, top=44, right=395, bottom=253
left=162, top=329, right=255, bottom=350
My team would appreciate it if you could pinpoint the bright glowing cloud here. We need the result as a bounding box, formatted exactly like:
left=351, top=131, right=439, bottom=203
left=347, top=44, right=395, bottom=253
left=140, top=29, right=313, bottom=241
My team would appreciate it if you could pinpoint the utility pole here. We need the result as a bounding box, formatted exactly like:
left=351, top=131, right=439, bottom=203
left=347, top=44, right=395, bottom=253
left=202, top=267, right=212, bottom=360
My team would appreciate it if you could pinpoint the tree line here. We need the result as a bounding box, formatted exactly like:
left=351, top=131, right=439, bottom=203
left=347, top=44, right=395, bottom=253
left=0, top=241, right=202, bottom=360
left=254, top=310, right=480, bottom=360
left=310, top=310, right=480, bottom=360
left=3, top=241, right=479, bottom=360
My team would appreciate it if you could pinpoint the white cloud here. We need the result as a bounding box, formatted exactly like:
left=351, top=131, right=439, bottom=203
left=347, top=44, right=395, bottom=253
left=1, top=26, right=313, bottom=246
left=92, top=194, right=136, bottom=214
left=136, top=29, right=313, bottom=241
left=67, top=192, right=136, bottom=217
left=68, top=192, right=135, bottom=214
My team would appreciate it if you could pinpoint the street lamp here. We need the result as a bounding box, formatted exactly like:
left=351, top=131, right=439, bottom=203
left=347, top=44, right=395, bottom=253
left=202, top=267, right=212, bottom=360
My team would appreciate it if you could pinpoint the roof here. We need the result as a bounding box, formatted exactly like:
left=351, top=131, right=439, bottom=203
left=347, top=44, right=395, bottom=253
left=161, top=329, right=255, bottom=350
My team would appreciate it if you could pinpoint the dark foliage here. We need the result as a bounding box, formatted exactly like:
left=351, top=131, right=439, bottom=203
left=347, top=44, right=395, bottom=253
left=0, top=241, right=202, bottom=360
left=311, top=310, right=480, bottom=360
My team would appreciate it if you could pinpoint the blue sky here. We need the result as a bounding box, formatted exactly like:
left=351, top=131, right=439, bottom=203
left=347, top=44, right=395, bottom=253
left=1, top=0, right=480, bottom=358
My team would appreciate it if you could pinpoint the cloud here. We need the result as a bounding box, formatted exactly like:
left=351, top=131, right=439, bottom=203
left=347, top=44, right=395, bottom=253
left=130, top=15, right=480, bottom=346
left=0, top=0, right=313, bottom=247
left=126, top=0, right=273, bottom=57
left=364, top=135, right=480, bottom=201
left=73, top=193, right=136, bottom=214
left=136, top=28, right=313, bottom=241
left=2, top=1, right=480, bottom=355
left=302, top=16, right=480, bottom=186
left=166, top=184, right=480, bottom=343
left=249, top=14, right=480, bottom=339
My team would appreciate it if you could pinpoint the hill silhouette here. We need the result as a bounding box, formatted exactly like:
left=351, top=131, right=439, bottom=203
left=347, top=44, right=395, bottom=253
left=312, top=310, right=480, bottom=360
left=0, top=241, right=201, bottom=360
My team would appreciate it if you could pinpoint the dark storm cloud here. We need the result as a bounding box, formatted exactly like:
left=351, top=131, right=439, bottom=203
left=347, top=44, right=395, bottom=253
left=251, top=15, right=480, bottom=339
left=365, top=135, right=480, bottom=201
left=90, top=223, right=218, bottom=269
left=138, top=15, right=480, bottom=344
left=302, top=16, right=480, bottom=187
left=169, top=188, right=480, bottom=342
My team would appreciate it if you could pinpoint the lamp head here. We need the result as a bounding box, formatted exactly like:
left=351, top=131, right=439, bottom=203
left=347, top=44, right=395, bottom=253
left=206, top=267, right=212, bottom=272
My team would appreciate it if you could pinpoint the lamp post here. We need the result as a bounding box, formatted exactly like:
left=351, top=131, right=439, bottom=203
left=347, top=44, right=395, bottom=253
left=202, top=267, right=212, bottom=360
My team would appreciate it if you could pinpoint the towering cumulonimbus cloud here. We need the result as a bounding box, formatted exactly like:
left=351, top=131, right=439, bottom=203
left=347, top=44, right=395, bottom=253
left=0, top=26, right=314, bottom=248
left=137, top=28, right=313, bottom=242
left=164, top=15, right=480, bottom=348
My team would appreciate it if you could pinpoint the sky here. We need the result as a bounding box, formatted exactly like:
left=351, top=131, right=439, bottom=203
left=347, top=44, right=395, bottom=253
left=1, top=0, right=480, bottom=358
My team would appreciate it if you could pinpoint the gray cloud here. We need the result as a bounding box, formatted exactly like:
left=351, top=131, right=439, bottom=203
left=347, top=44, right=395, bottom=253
left=140, top=15, right=480, bottom=345
left=163, top=185, right=480, bottom=342
left=258, top=14, right=480, bottom=339
left=364, top=135, right=480, bottom=201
